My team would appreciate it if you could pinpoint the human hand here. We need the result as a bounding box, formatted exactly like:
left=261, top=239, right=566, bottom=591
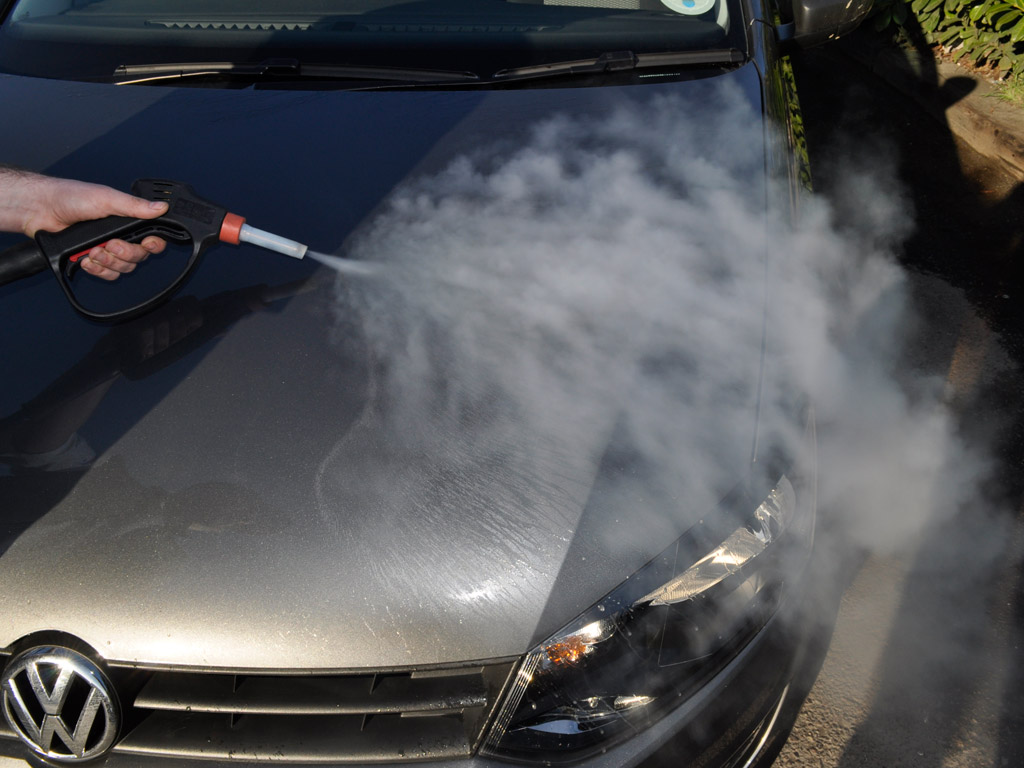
left=0, top=167, right=168, bottom=281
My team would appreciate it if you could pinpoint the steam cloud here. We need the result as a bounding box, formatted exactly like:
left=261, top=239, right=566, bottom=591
left=316, top=78, right=988, bottom=585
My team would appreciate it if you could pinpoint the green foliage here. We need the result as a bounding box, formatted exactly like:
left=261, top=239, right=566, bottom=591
left=995, top=73, right=1024, bottom=104
left=870, top=0, right=1024, bottom=82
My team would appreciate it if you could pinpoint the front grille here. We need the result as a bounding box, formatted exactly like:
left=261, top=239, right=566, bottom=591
left=106, top=661, right=516, bottom=763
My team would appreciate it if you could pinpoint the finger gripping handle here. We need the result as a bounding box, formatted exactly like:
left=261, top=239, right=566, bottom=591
left=35, top=216, right=171, bottom=276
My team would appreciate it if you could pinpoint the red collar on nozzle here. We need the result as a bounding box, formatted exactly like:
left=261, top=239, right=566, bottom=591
left=219, top=212, right=246, bottom=245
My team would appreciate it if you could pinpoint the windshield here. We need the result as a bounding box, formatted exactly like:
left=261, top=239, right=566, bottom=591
left=0, top=0, right=745, bottom=85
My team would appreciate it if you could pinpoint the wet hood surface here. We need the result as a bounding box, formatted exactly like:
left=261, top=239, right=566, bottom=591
left=0, top=67, right=768, bottom=669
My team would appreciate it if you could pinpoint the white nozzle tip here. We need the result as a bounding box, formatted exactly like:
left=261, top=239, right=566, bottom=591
left=238, top=224, right=308, bottom=260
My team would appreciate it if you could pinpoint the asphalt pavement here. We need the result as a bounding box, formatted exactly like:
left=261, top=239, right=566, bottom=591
left=770, top=28, right=1024, bottom=768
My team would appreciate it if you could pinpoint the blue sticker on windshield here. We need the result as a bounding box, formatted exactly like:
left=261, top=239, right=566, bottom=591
left=660, top=0, right=716, bottom=14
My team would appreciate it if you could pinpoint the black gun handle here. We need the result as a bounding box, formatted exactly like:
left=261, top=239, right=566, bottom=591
left=0, top=240, right=47, bottom=287
left=1, top=180, right=230, bottom=321
left=34, top=215, right=190, bottom=278
left=0, top=216, right=178, bottom=289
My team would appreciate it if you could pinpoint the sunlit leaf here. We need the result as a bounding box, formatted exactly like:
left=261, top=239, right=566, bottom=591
left=914, top=0, right=1024, bottom=75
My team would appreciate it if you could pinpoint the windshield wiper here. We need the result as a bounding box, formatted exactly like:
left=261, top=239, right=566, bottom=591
left=112, top=58, right=480, bottom=86
left=490, top=49, right=745, bottom=84
left=112, top=50, right=742, bottom=89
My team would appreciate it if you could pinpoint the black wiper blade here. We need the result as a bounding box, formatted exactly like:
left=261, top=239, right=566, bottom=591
left=490, top=49, right=744, bottom=84
left=113, top=58, right=480, bottom=86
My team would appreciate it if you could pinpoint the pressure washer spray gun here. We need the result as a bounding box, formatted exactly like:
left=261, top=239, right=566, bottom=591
left=0, top=179, right=309, bottom=321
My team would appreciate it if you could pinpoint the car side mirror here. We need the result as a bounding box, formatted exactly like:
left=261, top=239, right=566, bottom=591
left=777, top=0, right=873, bottom=50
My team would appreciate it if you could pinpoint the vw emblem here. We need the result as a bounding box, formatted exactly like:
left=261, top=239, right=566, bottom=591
left=1, top=646, right=119, bottom=762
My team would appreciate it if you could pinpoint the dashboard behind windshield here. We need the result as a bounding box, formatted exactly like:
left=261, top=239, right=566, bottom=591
left=0, top=0, right=745, bottom=84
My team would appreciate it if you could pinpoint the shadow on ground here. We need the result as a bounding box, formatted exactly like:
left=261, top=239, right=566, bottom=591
left=781, top=17, right=1024, bottom=768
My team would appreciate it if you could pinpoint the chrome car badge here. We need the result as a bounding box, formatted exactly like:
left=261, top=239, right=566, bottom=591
left=1, top=646, right=119, bottom=762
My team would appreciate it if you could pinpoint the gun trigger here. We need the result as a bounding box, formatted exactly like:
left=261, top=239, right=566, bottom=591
left=69, top=242, right=109, bottom=264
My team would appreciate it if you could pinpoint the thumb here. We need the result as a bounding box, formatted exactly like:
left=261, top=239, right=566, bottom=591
left=104, top=190, right=169, bottom=220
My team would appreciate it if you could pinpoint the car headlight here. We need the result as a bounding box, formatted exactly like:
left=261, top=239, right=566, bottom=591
left=481, top=472, right=813, bottom=764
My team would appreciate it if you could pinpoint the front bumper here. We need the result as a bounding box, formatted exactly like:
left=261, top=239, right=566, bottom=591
left=0, top=538, right=832, bottom=768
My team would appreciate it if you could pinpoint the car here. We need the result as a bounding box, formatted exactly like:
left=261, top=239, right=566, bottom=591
left=0, top=0, right=867, bottom=766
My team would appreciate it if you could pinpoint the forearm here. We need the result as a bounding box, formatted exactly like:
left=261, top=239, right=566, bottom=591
left=0, top=164, right=46, bottom=236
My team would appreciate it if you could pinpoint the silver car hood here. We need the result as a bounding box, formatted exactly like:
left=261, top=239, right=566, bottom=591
left=0, top=65, right=769, bottom=670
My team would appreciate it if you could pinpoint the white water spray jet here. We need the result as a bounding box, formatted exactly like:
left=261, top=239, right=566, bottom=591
left=306, top=251, right=384, bottom=279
